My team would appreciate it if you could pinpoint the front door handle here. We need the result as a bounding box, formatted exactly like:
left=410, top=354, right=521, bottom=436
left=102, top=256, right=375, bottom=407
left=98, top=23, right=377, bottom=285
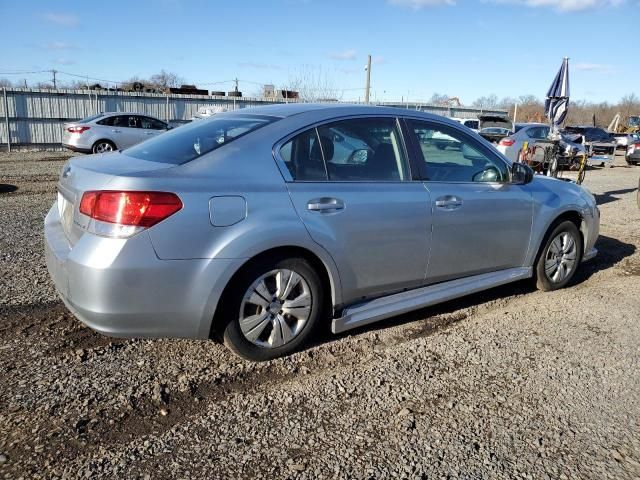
left=112, top=129, right=122, bottom=133
left=435, top=196, right=463, bottom=210
left=307, top=197, right=345, bottom=213
left=143, top=131, right=155, bottom=135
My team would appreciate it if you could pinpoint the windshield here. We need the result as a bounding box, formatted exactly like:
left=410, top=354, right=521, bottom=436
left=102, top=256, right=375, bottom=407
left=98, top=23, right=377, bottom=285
left=125, top=114, right=278, bottom=165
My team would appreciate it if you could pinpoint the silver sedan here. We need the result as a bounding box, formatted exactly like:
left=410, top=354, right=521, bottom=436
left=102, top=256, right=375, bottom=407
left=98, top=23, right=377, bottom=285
left=45, top=104, right=599, bottom=361
left=62, top=112, right=170, bottom=154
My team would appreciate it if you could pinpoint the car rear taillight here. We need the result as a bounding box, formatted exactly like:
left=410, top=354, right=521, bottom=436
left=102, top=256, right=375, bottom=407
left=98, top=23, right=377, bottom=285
left=499, top=138, right=515, bottom=147
left=79, top=191, right=182, bottom=235
left=67, top=126, right=91, bottom=134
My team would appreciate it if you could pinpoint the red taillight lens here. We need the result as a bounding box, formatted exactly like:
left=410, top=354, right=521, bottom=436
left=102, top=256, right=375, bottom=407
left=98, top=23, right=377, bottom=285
left=67, top=126, right=91, bottom=134
left=634, top=143, right=640, bottom=148
left=499, top=138, right=515, bottom=147
left=79, top=191, right=182, bottom=228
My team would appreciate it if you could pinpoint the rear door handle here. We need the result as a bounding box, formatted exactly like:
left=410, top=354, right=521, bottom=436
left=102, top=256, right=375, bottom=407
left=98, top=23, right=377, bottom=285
left=307, top=198, right=345, bottom=213
left=112, top=129, right=121, bottom=133
left=143, top=131, right=155, bottom=135
left=435, top=196, right=463, bottom=210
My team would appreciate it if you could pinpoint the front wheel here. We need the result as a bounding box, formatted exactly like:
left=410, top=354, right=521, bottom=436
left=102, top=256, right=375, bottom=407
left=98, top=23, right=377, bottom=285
left=221, top=256, right=325, bottom=361
left=535, top=221, right=583, bottom=291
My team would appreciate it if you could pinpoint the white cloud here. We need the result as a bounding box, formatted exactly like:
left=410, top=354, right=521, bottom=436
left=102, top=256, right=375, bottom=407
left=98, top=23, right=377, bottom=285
left=41, top=41, right=76, bottom=50
left=330, top=49, right=358, bottom=61
left=573, top=62, right=613, bottom=72
left=388, top=0, right=455, bottom=8
left=487, top=0, right=624, bottom=11
left=42, top=13, right=79, bottom=27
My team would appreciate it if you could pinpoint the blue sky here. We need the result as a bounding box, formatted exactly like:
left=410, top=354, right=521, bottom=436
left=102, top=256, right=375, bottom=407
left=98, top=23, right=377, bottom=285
left=0, top=0, right=637, bottom=104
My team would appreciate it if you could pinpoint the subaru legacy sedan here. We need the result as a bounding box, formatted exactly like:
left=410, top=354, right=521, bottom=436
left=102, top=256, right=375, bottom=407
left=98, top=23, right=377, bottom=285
left=45, top=104, right=599, bottom=361
left=62, top=112, right=170, bottom=154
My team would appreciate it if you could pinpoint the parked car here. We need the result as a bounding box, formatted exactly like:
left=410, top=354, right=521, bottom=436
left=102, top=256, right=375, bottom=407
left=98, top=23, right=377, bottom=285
left=497, top=123, right=586, bottom=163
left=562, top=126, right=616, bottom=165
left=45, top=104, right=599, bottom=361
left=190, top=106, right=228, bottom=121
left=62, top=112, right=171, bottom=154
left=451, top=117, right=480, bottom=132
left=613, top=132, right=634, bottom=149
left=478, top=115, right=513, bottom=143
left=626, top=136, right=640, bottom=165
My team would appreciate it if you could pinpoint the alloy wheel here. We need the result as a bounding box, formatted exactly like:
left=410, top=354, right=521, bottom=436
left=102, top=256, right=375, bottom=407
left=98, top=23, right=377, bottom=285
left=239, top=269, right=312, bottom=349
left=94, top=142, right=114, bottom=153
left=544, top=231, right=578, bottom=284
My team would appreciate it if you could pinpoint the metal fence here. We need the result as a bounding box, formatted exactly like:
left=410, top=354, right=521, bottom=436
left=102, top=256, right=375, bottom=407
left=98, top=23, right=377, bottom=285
left=0, top=88, right=506, bottom=151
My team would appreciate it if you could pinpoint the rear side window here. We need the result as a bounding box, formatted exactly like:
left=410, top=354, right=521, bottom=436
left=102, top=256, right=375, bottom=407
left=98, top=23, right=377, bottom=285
left=280, top=117, right=410, bottom=182
left=125, top=114, right=277, bottom=165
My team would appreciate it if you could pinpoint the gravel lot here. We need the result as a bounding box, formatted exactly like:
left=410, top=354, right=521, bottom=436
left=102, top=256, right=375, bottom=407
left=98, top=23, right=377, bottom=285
left=1, top=151, right=639, bottom=479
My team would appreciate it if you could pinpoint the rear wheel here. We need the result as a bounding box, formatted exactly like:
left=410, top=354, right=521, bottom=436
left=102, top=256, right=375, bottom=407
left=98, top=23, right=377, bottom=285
left=535, top=221, right=583, bottom=291
left=221, top=256, right=325, bottom=361
left=92, top=140, right=116, bottom=154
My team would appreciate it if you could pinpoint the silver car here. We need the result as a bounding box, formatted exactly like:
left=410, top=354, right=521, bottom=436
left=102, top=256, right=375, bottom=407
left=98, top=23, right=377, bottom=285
left=45, top=104, right=599, bottom=361
left=62, top=112, right=170, bottom=154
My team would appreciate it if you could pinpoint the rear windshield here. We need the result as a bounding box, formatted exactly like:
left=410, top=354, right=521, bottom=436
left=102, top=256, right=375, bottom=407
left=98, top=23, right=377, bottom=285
left=78, top=113, right=105, bottom=123
left=124, top=114, right=278, bottom=165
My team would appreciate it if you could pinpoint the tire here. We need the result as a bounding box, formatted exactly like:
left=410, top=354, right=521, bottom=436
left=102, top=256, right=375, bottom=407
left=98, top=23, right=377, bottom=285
left=92, top=140, right=116, bottom=154
left=221, top=255, right=325, bottom=361
left=535, top=220, right=583, bottom=292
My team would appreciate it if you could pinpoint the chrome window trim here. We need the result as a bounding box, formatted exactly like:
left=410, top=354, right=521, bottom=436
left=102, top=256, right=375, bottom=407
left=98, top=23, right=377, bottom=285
left=271, top=114, right=418, bottom=183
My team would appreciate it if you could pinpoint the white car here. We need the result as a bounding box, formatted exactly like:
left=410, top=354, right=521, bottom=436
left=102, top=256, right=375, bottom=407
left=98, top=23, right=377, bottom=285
left=496, top=123, right=551, bottom=161
left=451, top=117, right=480, bottom=132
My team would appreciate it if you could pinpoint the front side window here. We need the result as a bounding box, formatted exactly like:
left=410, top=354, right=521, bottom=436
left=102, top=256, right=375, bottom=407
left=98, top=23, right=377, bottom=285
left=125, top=114, right=276, bottom=165
left=408, top=120, right=509, bottom=183
left=140, top=116, right=167, bottom=130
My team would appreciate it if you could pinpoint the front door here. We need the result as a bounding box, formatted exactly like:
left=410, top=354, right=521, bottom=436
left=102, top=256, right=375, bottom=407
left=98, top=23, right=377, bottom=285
left=405, top=119, right=533, bottom=284
left=279, top=117, right=432, bottom=304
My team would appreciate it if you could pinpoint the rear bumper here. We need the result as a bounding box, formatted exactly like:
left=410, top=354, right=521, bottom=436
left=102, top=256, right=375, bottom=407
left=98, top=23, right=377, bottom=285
left=44, top=203, right=244, bottom=340
left=62, top=143, right=92, bottom=154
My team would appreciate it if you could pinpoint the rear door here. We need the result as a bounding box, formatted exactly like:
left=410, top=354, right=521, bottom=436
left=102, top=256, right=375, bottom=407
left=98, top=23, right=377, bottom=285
left=279, top=116, right=432, bottom=304
left=405, top=118, right=533, bottom=284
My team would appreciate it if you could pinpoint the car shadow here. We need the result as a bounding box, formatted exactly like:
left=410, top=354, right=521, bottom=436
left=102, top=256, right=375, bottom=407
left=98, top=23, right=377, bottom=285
left=308, top=234, right=636, bottom=349
left=0, top=184, right=18, bottom=194
left=594, top=188, right=636, bottom=206
left=572, top=234, right=636, bottom=283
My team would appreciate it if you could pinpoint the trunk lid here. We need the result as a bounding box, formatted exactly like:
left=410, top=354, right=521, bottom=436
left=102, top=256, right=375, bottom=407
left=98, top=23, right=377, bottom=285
left=57, top=152, right=177, bottom=245
left=479, top=115, right=513, bottom=131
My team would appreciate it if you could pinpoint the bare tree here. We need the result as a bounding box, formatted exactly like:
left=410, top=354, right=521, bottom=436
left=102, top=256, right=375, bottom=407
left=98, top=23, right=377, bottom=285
left=472, top=94, right=499, bottom=110
left=281, top=66, right=342, bottom=102
left=149, top=70, right=185, bottom=90
left=0, top=78, right=12, bottom=88
left=429, top=93, right=450, bottom=105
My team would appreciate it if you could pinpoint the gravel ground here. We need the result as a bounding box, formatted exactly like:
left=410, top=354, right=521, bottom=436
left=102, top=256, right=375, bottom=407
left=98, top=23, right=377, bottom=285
left=1, top=151, right=639, bottom=479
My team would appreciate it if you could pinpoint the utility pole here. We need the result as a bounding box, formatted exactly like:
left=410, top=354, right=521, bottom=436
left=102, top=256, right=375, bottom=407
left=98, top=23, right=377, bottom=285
left=51, top=69, right=58, bottom=89
left=364, top=54, right=371, bottom=104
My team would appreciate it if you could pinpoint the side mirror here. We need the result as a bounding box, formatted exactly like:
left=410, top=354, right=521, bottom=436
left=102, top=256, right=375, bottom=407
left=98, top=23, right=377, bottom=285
left=511, top=162, right=534, bottom=184
left=166, top=125, right=174, bottom=130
